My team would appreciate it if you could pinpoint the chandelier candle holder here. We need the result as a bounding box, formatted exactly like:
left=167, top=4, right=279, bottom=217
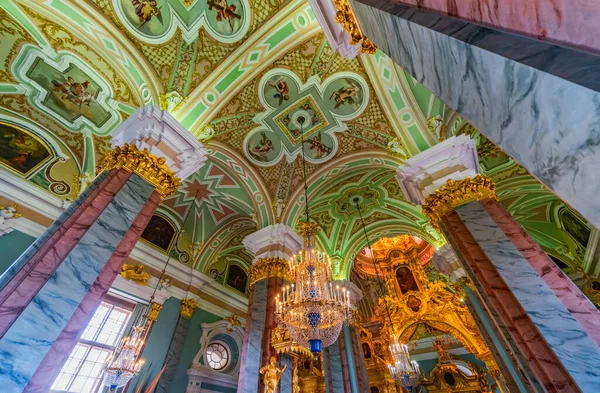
left=275, top=222, right=353, bottom=354
left=102, top=326, right=146, bottom=391
left=388, top=339, right=422, bottom=390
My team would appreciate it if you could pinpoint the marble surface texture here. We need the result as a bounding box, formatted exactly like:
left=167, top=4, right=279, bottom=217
left=236, top=279, right=267, bottom=393
left=0, top=171, right=110, bottom=293
left=156, top=315, right=191, bottom=393
left=350, top=328, right=369, bottom=393
left=352, top=0, right=600, bottom=230
left=279, top=354, right=293, bottom=393
left=23, top=191, right=160, bottom=393
left=387, top=0, right=600, bottom=54
left=442, top=210, right=563, bottom=392
left=0, top=171, right=127, bottom=337
left=0, top=174, right=154, bottom=393
left=328, top=340, right=345, bottom=393
left=456, top=202, right=600, bottom=392
left=481, top=199, right=600, bottom=346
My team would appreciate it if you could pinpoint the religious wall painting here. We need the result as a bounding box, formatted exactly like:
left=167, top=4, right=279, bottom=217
left=226, top=264, right=248, bottom=294
left=559, top=208, right=590, bottom=247
left=116, top=0, right=250, bottom=44
left=0, top=122, right=51, bottom=176
left=396, top=266, right=419, bottom=294
left=14, top=46, right=121, bottom=135
left=245, top=69, right=369, bottom=167
left=141, top=214, right=176, bottom=251
left=362, top=342, right=372, bottom=359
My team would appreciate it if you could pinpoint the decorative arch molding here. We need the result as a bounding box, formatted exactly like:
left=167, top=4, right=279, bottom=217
left=195, top=217, right=255, bottom=272
left=283, top=149, right=401, bottom=225
left=11, top=0, right=160, bottom=105
left=208, top=142, right=275, bottom=227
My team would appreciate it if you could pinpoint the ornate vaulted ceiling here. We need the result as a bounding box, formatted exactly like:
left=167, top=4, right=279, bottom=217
left=0, top=0, right=592, bottom=288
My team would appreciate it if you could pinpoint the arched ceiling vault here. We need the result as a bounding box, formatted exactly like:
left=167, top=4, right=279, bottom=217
left=0, top=0, right=593, bottom=289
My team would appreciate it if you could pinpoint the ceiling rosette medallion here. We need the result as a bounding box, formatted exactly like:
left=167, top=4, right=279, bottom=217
left=243, top=68, right=369, bottom=167
left=114, top=0, right=251, bottom=44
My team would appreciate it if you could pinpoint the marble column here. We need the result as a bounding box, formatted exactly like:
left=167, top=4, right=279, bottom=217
left=0, top=106, right=206, bottom=393
left=344, top=0, right=600, bottom=230
left=155, top=298, right=199, bottom=393
left=237, top=224, right=302, bottom=393
left=397, top=135, right=600, bottom=393
left=324, top=339, right=345, bottom=393
left=279, top=354, right=294, bottom=393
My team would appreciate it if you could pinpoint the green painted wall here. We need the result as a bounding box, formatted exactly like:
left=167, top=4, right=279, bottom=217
left=0, top=230, right=35, bottom=275
left=126, top=297, right=181, bottom=393
left=169, top=307, right=221, bottom=393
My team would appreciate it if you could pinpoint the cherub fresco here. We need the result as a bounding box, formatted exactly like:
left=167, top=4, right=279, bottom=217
left=51, top=77, right=94, bottom=109
left=208, top=0, right=241, bottom=32
left=268, top=77, right=290, bottom=106
left=329, top=79, right=360, bottom=109
left=248, top=132, right=275, bottom=161
left=131, top=0, right=162, bottom=28
left=307, top=132, right=331, bottom=159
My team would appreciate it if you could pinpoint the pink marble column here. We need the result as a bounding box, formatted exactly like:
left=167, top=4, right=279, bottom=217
left=442, top=209, right=579, bottom=393
left=0, top=169, right=131, bottom=337
left=338, top=328, right=353, bottom=393
left=389, top=0, right=600, bottom=54
left=259, top=276, right=282, bottom=393
left=22, top=190, right=162, bottom=393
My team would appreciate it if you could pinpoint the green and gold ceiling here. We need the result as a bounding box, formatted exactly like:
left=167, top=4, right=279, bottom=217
left=0, top=0, right=592, bottom=291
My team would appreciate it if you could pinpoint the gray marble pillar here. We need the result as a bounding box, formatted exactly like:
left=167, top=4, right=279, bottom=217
left=237, top=279, right=268, bottom=393
left=279, top=354, right=293, bottom=393
left=155, top=314, right=191, bottom=393
left=326, top=341, right=345, bottom=393
left=454, top=202, right=600, bottom=391
left=351, top=0, right=600, bottom=230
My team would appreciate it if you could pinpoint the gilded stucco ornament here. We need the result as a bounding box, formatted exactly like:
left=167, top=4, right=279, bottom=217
left=181, top=297, right=200, bottom=318
left=248, top=257, right=293, bottom=284
left=224, top=314, right=242, bottom=332
left=333, top=0, right=377, bottom=54
left=119, top=264, right=151, bottom=286
left=422, top=174, right=497, bottom=230
left=96, top=144, right=181, bottom=198
left=147, top=302, right=163, bottom=322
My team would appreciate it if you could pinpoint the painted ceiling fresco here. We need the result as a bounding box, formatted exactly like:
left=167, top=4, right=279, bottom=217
left=0, top=0, right=593, bottom=294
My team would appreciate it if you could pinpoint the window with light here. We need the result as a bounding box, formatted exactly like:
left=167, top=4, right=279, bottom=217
left=206, top=342, right=229, bottom=371
left=50, top=299, right=132, bottom=393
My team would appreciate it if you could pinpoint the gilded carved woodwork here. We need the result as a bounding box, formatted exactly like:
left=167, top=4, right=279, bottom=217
left=248, top=257, right=293, bottom=284
left=96, top=144, right=181, bottom=198
left=119, top=264, right=151, bottom=286
left=271, top=324, right=312, bottom=356
left=332, top=0, right=377, bottom=54
left=224, top=314, right=242, bottom=332
left=180, top=297, right=200, bottom=318
left=422, top=175, right=497, bottom=230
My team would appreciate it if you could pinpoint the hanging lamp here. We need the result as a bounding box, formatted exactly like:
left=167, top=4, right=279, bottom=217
left=275, top=116, right=352, bottom=353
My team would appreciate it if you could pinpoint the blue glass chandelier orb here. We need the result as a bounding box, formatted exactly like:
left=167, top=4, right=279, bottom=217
left=309, top=339, right=322, bottom=353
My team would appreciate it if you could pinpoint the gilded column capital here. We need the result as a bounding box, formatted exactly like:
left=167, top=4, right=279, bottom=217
left=248, top=257, right=293, bottom=285
left=333, top=0, right=377, bottom=54
left=422, top=174, right=497, bottom=230
left=147, top=302, right=163, bottom=322
left=97, top=143, right=180, bottom=197
left=180, top=297, right=200, bottom=319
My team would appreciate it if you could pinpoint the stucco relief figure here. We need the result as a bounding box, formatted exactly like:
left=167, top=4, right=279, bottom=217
left=260, top=356, right=287, bottom=393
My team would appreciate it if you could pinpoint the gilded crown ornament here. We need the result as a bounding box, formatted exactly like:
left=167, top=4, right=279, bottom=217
left=422, top=174, right=497, bottom=230
left=97, top=144, right=180, bottom=198
left=248, top=257, right=294, bottom=284
left=333, top=0, right=377, bottom=54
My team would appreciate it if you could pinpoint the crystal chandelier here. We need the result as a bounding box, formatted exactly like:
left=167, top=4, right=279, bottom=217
left=387, top=339, right=421, bottom=388
left=102, top=327, right=146, bottom=391
left=274, top=116, right=352, bottom=353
